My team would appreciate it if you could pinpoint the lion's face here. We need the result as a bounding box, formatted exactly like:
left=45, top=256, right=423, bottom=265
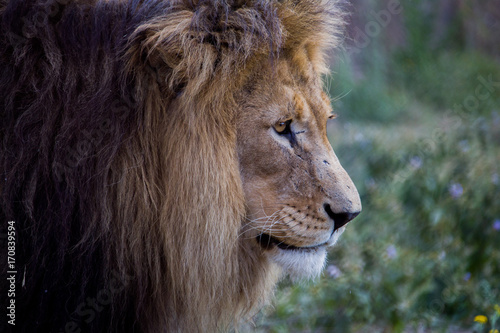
left=237, top=55, right=361, bottom=279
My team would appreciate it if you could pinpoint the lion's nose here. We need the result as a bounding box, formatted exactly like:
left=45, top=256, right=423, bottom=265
left=323, top=204, right=360, bottom=231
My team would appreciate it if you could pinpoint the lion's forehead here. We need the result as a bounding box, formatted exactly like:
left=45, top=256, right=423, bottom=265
left=292, top=88, right=331, bottom=123
left=276, top=59, right=332, bottom=121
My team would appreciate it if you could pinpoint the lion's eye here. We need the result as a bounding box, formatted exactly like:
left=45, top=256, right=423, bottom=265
left=274, top=119, right=292, bottom=135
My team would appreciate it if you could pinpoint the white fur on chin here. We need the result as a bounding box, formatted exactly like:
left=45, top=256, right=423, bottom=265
left=270, top=246, right=327, bottom=281
left=269, top=226, right=347, bottom=281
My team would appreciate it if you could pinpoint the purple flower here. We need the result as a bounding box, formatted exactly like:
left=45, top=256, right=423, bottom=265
left=463, top=272, right=471, bottom=281
left=410, top=156, right=422, bottom=170
left=449, top=183, right=463, bottom=199
left=386, top=245, right=397, bottom=259
left=493, top=219, right=500, bottom=231
left=326, top=265, right=342, bottom=279
left=492, top=173, right=499, bottom=185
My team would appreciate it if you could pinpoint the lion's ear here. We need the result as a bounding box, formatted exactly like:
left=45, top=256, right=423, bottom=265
left=126, top=15, right=194, bottom=95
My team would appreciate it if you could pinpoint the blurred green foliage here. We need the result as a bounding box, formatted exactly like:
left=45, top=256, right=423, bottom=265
left=255, top=0, right=500, bottom=331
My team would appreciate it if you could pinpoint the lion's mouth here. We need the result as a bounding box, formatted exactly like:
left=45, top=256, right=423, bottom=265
left=256, top=234, right=325, bottom=251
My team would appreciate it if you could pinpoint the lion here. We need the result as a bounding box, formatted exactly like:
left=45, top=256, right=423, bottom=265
left=0, top=0, right=361, bottom=332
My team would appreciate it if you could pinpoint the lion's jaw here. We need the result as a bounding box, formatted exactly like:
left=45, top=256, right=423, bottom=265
left=237, top=55, right=361, bottom=280
left=262, top=226, right=346, bottom=280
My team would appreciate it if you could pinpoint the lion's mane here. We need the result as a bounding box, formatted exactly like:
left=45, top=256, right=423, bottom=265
left=0, top=0, right=344, bottom=331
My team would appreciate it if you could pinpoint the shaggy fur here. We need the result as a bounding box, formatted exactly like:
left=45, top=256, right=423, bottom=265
left=0, top=0, right=346, bottom=331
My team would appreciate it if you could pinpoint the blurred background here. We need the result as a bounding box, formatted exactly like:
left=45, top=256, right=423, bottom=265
left=255, top=0, right=500, bottom=331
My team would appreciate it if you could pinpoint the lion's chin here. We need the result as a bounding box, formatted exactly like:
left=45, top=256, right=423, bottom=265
left=269, top=246, right=327, bottom=281
left=264, top=226, right=346, bottom=281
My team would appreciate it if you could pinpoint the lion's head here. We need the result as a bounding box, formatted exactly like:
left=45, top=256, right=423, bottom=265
left=237, top=55, right=361, bottom=279
left=1, top=0, right=360, bottom=331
